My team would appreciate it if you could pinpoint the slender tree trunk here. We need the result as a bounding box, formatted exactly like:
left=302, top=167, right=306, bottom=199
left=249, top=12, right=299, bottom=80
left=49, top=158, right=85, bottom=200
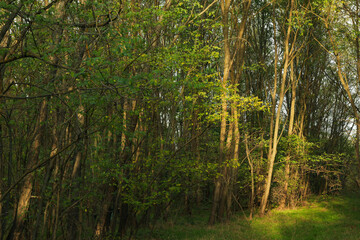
left=9, top=98, right=47, bottom=240
left=32, top=121, right=59, bottom=239
left=209, top=0, right=231, bottom=225
left=266, top=3, right=278, bottom=172
left=279, top=60, right=297, bottom=208
left=260, top=0, right=294, bottom=216
left=244, top=133, right=254, bottom=220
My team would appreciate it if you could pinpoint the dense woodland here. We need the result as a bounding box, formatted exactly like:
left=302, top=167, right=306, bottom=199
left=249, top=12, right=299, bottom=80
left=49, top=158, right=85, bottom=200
left=0, top=0, right=360, bottom=239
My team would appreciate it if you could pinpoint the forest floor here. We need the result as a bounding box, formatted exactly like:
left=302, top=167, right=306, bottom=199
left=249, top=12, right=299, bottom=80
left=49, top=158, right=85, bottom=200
left=136, top=193, right=360, bottom=240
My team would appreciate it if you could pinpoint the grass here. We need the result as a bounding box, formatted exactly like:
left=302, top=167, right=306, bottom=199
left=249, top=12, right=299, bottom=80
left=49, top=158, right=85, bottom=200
left=136, top=193, right=360, bottom=240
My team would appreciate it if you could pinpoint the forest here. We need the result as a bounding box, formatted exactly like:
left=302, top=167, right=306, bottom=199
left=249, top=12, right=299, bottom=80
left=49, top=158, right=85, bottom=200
left=0, top=0, right=360, bottom=239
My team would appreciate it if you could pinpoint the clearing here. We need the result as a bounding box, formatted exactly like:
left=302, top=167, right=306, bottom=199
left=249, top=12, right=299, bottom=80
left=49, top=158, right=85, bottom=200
left=137, top=193, right=360, bottom=240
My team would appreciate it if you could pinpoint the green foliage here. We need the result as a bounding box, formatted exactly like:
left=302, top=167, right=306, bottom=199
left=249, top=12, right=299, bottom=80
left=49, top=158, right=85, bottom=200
left=1, top=0, right=359, bottom=239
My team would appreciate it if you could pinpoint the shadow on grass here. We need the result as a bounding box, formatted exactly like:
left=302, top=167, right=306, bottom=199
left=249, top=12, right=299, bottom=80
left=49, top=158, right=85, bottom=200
left=136, top=194, right=360, bottom=240
left=250, top=194, right=360, bottom=240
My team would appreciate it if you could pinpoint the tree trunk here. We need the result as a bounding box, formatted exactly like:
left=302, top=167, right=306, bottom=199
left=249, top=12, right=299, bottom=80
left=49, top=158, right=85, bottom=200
left=209, top=0, right=231, bottom=225
left=279, top=60, right=297, bottom=208
left=209, top=0, right=251, bottom=225
left=260, top=0, right=294, bottom=216
left=9, top=99, right=47, bottom=240
left=7, top=1, right=69, bottom=239
left=244, top=133, right=255, bottom=220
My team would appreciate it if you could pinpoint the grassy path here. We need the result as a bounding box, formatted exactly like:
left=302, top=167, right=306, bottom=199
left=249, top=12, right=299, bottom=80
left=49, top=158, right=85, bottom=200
left=137, top=194, right=360, bottom=240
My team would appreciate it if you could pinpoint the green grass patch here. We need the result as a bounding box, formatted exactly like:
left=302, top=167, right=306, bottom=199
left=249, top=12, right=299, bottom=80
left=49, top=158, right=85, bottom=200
left=136, top=193, right=360, bottom=240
